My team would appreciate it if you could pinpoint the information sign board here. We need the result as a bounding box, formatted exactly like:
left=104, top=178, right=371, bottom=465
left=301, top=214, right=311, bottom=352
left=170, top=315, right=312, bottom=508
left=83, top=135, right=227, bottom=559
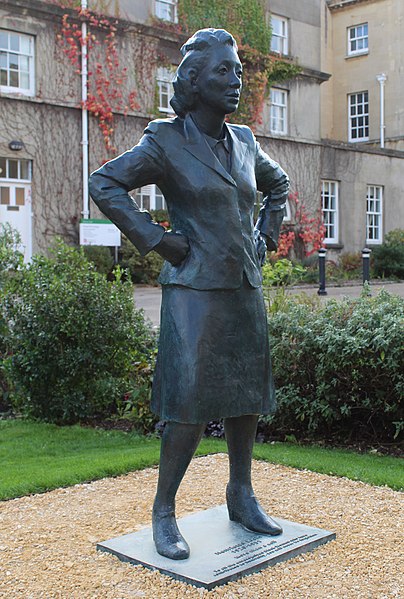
left=80, top=219, right=121, bottom=247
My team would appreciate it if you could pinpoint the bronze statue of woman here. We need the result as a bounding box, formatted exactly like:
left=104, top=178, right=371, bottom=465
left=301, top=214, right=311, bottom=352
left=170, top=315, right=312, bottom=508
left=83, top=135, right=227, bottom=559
left=89, top=28, right=290, bottom=561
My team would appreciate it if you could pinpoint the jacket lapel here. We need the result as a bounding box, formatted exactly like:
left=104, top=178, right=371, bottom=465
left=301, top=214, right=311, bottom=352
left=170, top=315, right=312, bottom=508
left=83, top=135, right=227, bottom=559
left=227, top=125, right=248, bottom=178
left=183, top=115, right=237, bottom=186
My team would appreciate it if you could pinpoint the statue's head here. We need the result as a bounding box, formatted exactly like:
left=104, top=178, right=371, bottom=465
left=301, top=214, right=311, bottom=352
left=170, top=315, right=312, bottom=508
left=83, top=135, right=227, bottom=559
left=170, top=28, right=242, bottom=118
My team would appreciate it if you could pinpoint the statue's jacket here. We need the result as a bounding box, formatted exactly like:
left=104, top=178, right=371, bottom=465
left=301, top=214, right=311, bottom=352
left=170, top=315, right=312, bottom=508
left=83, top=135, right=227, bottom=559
left=89, top=114, right=290, bottom=291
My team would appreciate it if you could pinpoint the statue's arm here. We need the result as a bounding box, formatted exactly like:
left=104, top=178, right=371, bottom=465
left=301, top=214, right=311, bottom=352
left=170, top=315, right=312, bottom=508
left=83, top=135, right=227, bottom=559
left=88, top=133, right=166, bottom=256
left=254, top=141, right=290, bottom=252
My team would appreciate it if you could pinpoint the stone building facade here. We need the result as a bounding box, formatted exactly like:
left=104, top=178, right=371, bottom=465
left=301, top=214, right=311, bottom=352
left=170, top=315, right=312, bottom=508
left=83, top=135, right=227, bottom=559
left=0, top=0, right=403, bottom=260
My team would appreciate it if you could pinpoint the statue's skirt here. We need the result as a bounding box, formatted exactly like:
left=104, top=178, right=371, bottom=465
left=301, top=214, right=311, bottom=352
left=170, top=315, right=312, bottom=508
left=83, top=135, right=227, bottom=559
left=151, top=276, right=275, bottom=424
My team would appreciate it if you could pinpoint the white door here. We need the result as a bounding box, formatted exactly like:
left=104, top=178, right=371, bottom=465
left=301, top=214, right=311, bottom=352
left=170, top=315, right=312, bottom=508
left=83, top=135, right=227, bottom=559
left=0, top=158, right=33, bottom=261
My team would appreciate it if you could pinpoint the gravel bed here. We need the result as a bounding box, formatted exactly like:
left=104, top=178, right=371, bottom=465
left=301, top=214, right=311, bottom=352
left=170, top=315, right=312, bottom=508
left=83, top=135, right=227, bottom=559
left=0, top=454, right=402, bottom=598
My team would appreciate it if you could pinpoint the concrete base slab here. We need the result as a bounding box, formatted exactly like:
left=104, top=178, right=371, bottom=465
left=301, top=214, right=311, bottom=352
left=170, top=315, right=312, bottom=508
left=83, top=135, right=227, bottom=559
left=97, top=505, right=335, bottom=589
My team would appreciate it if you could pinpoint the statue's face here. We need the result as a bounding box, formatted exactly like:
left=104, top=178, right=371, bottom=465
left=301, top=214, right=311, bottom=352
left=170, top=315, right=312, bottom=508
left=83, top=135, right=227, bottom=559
left=193, top=44, right=242, bottom=116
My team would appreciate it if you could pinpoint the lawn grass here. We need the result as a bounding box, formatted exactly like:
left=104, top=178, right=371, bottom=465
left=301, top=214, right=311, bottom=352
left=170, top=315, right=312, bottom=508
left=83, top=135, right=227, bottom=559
left=1, top=420, right=402, bottom=501
left=0, top=420, right=223, bottom=501
left=252, top=443, right=403, bottom=492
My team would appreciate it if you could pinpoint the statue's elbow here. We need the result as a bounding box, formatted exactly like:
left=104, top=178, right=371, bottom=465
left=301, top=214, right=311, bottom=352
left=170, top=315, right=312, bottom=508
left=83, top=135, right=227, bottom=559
left=88, top=172, right=102, bottom=205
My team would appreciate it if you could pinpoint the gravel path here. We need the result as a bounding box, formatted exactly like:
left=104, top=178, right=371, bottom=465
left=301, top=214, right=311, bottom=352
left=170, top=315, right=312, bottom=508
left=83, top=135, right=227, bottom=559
left=0, top=454, right=402, bottom=598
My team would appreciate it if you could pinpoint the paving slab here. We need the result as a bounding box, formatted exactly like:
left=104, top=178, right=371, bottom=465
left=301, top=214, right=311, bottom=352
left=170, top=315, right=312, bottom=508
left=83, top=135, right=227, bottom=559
left=97, top=504, right=335, bottom=590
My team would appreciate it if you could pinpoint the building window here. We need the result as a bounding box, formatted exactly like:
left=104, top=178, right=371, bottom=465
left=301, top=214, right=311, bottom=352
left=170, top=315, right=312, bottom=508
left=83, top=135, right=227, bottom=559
left=0, top=157, right=32, bottom=206
left=0, top=30, right=35, bottom=96
left=270, top=15, right=288, bottom=55
left=156, top=67, right=175, bottom=114
left=349, top=91, right=369, bottom=141
left=270, top=88, right=288, bottom=135
left=348, top=23, right=368, bottom=56
left=0, top=157, right=32, bottom=181
left=155, top=0, right=178, bottom=23
left=135, top=185, right=166, bottom=211
left=366, top=185, right=383, bottom=244
left=283, top=198, right=292, bottom=222
left=321, top=181, right=339, bottom=244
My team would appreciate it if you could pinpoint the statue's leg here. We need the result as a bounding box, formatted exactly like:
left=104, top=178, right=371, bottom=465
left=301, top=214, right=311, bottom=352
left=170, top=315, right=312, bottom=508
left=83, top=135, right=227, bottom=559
left=153, top=421, right=206, bottom=560
left=224, top=414, right=282, bottom=535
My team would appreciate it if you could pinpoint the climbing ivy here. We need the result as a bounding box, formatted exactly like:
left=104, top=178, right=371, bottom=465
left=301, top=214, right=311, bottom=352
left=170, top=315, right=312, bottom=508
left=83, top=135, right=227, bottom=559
left=178, top=0, right=271, bottom=53
left=176, top=0, right=300, bottom=127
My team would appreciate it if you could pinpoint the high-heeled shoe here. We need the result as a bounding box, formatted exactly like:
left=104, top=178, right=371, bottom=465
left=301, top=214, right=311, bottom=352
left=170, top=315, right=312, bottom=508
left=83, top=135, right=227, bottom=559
left=152, top=506, right=190, bottom=560
left=226, top=485, right=283, bottom=536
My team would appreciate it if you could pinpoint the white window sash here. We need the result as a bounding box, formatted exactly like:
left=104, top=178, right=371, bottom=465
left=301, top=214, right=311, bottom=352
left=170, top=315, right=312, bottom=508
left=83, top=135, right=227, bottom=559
left=366, top=186, right=383, bottom=244
left=135, top=185, right=166, bottom=211
left=347, top=23, right=368, bottom=56
left=321, top=181, right=339, bottom=244
left=270, top=15, right=288, bottom=55
left=0, top=31, right=35, bottom=96
left=270, top=88, right=287, bottom=135
left=155, top=0, right=178, bottom=23
left=156, top=67, right=175, bottom=114
left=348, top=92, right=369, bottom=142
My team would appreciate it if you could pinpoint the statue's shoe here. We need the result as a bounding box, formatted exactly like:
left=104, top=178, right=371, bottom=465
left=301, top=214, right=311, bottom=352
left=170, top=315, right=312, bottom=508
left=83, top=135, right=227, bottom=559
left=226, top=485, right=283, bottom=536
left=152, top=508, right=190, bottom=560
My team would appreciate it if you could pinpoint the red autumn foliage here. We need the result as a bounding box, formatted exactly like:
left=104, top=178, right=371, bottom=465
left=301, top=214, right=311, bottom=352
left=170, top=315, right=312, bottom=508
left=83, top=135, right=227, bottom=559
left=276, top=191, right=325, bottom=260
left=55, top=3, right=139, bottom=153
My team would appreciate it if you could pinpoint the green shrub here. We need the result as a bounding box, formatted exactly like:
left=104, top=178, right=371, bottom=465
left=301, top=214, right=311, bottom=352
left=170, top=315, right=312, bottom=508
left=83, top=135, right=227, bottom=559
left=339, top=251, right=362, bottom=275
left=372, top=229, right=404, bottom=279
left=150, top=209, right=170, bottom=227
left=2, top=241, right=157, bottom=425
left=0, top=223, right=24, bottom=284
left=0, top=224, right=24, bottom=412
left=119, top=236, right=164, bottom=285
left=82, top=245, right=114, bottom=276
left=262, top=258, right=306, bottom=287
left=266, top=290, right=404, bottom=442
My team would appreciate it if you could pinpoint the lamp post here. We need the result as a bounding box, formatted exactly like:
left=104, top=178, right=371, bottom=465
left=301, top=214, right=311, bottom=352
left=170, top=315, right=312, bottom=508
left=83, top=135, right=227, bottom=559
left=376, top=73, right=387, bottom=149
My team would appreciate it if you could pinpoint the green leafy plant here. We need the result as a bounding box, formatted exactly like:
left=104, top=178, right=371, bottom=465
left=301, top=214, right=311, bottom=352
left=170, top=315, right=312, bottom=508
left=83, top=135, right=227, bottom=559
left=2, top=240, right=157, bottom=424
left=339, top=251, right=362, bottom=274
left=82, top=245, right=114, bottom=275
left=0, top=223, right=24, bottom=284
left=266, top=289, right=404, bottom=443
left=119, top=236, right=164, bottom=285
left=262, top=258, right=306, bottom=287
left=116, top=358, right=158, bottom=433
left=372, top=229, right=404, bottom=279
left=0, top=224, right=25, bottom=412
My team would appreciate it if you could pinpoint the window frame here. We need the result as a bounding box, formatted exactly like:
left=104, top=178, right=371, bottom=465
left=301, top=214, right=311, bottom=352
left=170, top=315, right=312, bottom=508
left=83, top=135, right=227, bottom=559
left=321, top=180, right=339, bottom=244
left=156, top=66, right=175, bottom=115
left=155, top=0, right=178, bottom=23
left=348, top=91, right=369, bottom=142
left=0, top=158, right=32, bottom=208
left=135, top=184, right=166, bottom=211
left=270, top=15, right=288, bottom=56
left=270, top=87, right=288, bottom=135
left=366, top=185, right=383, bottom=244
left=0, top=30, right=35, bottom=96
left=347, top=23, right=368, bottom=56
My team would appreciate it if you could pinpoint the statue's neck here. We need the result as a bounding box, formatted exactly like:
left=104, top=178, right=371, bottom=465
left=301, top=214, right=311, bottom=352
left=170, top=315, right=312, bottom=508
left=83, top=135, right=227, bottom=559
left=190, top=109, right=225, bottom=140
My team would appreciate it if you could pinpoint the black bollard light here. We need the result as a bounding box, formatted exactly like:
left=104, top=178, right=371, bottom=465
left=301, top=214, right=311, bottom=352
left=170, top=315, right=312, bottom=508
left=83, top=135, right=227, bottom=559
left=362, top=247, right=372, bottom=285
left=317, top=248, right=327, bottom=296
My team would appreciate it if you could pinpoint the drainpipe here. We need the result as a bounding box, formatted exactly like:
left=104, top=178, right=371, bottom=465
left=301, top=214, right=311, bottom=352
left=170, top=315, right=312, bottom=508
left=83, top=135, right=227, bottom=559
left=81, top=0, right=89, bottom=219
left=376, top=73, right=387, bottom=149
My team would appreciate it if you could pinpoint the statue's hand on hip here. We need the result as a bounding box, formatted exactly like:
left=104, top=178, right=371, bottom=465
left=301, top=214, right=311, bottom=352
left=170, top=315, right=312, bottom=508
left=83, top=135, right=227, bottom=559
left=154, top=231, right=190, bottom=266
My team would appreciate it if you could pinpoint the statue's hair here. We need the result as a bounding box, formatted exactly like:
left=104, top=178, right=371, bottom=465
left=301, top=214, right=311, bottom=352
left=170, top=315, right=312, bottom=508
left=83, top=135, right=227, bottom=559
left=170, top=28, right=238, bottom=118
